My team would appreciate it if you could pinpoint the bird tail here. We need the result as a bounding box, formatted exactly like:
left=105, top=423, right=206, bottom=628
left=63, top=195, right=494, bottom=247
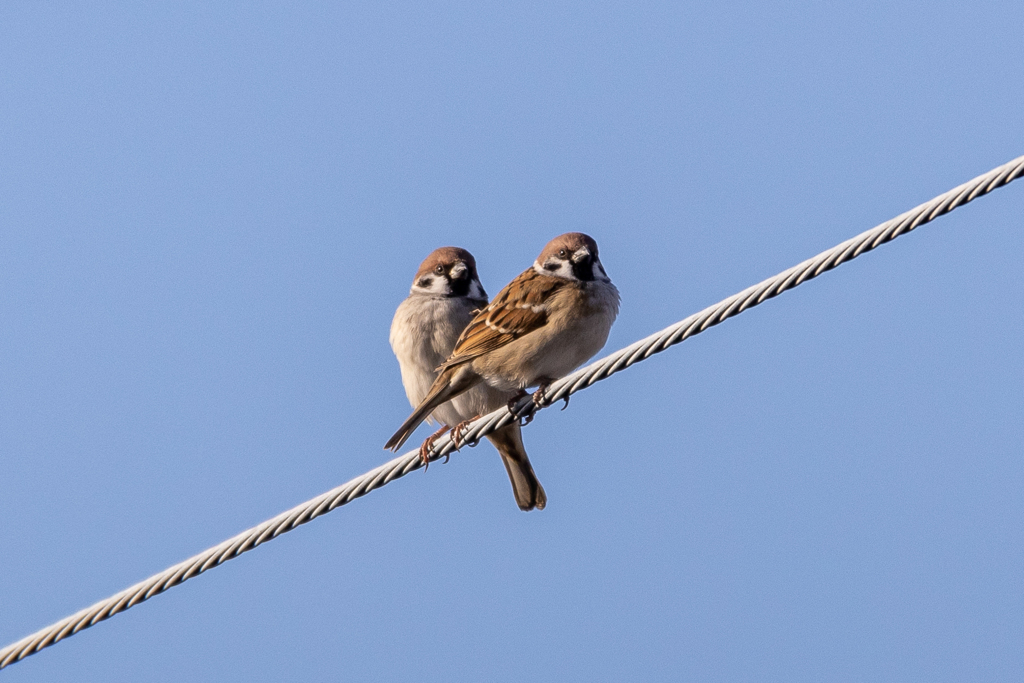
left=486, top=421, right=547, bottom=511
left=385, top=367, right=482, bottom=452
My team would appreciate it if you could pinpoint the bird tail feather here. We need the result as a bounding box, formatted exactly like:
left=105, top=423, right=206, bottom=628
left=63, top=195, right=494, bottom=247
left=487, top=422, right=546, bottom=511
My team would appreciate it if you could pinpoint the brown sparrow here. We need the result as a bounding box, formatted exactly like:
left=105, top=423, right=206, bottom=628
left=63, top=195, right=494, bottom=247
left=386, top=233, right=620, bottom=461
left=389, top=246, right=547, bottom=511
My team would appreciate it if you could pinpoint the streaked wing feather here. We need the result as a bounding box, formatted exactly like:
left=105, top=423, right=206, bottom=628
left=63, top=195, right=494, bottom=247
left=437, top=269, right=563, bottom=371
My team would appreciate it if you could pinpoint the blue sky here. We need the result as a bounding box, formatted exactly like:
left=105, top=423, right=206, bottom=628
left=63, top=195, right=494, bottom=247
left=2, top=2, right=1022, bottom=681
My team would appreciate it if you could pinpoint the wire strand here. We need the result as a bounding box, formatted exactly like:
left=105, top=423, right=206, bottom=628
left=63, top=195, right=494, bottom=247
left=2, top=154, right=1022, bottom=670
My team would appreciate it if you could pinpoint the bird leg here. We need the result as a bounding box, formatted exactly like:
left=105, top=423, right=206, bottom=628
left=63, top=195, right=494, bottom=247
left=451, top=417, right=480, bottom=453
left=504, top=388, right=535, bottom=425
left=527, top=379, right=568, bottom=414
left=418, top=424, right=451, bottom=469
left=531, top=378, right=555, bottom=408
left=506, top=389, right=528, bottom=415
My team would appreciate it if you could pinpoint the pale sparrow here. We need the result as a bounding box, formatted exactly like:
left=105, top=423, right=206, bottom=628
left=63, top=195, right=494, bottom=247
left=389, top=246, right=547, bottom=511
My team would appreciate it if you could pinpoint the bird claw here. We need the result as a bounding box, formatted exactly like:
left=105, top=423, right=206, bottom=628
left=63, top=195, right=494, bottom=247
left=508, top=381, right=562, bottom=426
left=531, top=379, right=554, bottom=408
left=418, top=425, right=451, bottom=470
left=451, top=417, right=480, bottom=450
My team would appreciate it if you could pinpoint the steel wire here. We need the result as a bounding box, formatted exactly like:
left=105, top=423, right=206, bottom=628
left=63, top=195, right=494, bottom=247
left=2, top=154, right=1022, bottom=670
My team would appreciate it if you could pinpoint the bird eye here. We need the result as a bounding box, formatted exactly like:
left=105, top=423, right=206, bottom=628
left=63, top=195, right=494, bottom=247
left=435, top=264, right=444, bottom=274
left=558, top=249, right=567, bottom=258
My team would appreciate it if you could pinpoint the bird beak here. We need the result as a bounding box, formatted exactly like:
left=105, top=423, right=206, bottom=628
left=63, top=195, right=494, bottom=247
left=572, top=247, right=592, bottom=265
left=450, top=262, right=469, bottom=280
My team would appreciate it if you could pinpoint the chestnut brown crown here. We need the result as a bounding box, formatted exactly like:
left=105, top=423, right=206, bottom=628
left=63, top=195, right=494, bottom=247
left=410, top=246, right=486, bottom=299
left=414, top=246, right=478, bottom=282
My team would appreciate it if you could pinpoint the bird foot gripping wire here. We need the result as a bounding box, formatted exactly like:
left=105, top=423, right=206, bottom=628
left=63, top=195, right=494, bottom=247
left=451, top=418, right=480, bottom=452
left=504, top=380, right=570, bottom=426
left=418, top=425, right=451, bottom=469
left=506, top=389, right=536, bottom=425
left=532, top=379, right=569, bottom=411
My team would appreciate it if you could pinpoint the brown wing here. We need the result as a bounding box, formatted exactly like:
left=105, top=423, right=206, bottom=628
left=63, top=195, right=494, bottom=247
left=437, top=267, right=564, bottom=371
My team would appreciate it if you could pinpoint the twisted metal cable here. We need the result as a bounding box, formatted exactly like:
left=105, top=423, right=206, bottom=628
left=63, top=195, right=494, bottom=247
left=2, top=154, right=1022, bottom=671
left=452, top=153, right=1024, bottom=445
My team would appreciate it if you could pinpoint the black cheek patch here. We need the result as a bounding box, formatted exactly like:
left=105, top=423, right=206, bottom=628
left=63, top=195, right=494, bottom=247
left=417, top=277, right=433, bottom=288
left=543, top=262, right=560, bottom=272
left=572, top=261, right=595, bottom=281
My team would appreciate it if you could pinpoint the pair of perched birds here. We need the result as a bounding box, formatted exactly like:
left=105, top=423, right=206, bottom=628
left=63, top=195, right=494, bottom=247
left=386, top=232, right=620, bottom=512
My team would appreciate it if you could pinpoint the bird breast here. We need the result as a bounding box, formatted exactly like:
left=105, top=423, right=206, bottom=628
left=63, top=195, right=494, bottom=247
left=391, top=294, right=502, bottom=425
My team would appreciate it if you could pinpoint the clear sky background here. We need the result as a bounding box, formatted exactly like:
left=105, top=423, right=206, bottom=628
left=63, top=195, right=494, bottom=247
left=2, top=2, right=1022, bottom=681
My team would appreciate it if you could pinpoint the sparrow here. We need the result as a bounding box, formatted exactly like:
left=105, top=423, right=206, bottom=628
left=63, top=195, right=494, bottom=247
left=386, top=232, right=620, bottom=458
left=389, top=246, right=547, bottom=511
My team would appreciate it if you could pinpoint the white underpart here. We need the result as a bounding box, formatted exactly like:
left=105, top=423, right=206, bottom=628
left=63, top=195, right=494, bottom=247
left=390, top=293, right=495, bottom=427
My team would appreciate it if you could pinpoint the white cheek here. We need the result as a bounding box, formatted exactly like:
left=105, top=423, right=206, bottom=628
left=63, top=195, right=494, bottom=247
left=533, top=259, right=575, bottom=280
left=592, top=261, right=609, bottom=281
left=429, top=277, right=453, bottom=295
left=467, top=279, right=487, bottom=301
left=412, top=276, right=452, bottom=296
